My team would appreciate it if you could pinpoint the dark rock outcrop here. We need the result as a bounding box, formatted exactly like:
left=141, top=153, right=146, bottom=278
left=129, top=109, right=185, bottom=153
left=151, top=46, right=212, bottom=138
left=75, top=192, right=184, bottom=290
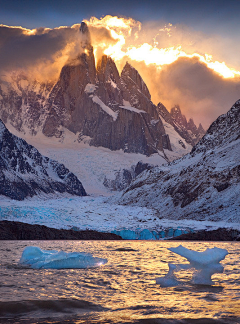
left=169, top=228, right=240, bottom=241
left=0, top=119, right=86, bottom=200
left=0, top=221, right=122, bottom=240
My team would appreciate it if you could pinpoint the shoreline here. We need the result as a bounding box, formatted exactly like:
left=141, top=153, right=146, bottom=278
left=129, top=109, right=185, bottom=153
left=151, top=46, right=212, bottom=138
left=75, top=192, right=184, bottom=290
left=0, top=220, right=122, bottom=240
left=0, top=220, right=240, bottom=241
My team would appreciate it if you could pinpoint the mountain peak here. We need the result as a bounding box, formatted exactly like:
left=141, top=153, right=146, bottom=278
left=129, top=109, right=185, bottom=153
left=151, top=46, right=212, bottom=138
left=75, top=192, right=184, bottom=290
left=79, top=21, right=91, bottom=50
left=79, top=21, right=89, bottom=34
left=198, top=123, right=205, bottom=134
left=121, top=61, right=151, bottom=100
left=97, top=55, right=120, bottom=84
left=115, top=99, right=240, bottom=222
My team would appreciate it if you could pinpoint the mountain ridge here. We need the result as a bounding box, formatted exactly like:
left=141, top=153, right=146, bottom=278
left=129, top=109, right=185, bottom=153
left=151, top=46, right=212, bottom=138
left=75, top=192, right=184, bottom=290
left=0, top=119, right=86, bottom=200
left=0, top=22, right=203, bottom=158
left=112, top=99, right=240, bottom=223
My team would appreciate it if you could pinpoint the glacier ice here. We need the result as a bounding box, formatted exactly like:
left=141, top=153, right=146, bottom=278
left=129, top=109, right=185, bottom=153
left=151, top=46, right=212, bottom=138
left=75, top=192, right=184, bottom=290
left=156, top=245, right=228, bottom=286
left=19, top=246, right=108, bottom=269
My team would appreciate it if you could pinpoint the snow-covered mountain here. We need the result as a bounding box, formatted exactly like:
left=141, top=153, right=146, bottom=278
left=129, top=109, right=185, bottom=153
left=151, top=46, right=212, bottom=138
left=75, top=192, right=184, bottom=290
left=0, top=22, right=201, bottom=160
left=113, top=100, right=240, bottom=223
left=0, top=119, right=86, bottom=200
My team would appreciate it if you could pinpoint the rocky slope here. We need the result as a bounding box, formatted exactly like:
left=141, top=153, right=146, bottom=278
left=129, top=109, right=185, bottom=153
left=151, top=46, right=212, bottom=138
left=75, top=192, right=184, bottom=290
left=113, top=100, right=240, bottom=222
left=0, top=22, right=201, bottom=159
left=0, top=120, right=86, bottom=200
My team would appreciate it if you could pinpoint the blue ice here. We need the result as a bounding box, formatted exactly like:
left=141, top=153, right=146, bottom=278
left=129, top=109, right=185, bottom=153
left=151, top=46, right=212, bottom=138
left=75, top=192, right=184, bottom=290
left=19, top=246, right=108, bottom=269
left=156, top=245, right=228, bottom=286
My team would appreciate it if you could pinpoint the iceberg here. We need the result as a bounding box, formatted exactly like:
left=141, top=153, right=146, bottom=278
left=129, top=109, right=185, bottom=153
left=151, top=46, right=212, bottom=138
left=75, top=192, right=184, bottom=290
left=19, top=246, right=108, bottom=269
left=156, top=245, right=228, bottom=286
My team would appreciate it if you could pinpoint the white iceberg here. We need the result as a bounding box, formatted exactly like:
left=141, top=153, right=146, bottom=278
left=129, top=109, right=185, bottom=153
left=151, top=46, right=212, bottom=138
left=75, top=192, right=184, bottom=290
left=156, top=245, right=228, bottom=286
left=19, top=246, right=108, bottom=269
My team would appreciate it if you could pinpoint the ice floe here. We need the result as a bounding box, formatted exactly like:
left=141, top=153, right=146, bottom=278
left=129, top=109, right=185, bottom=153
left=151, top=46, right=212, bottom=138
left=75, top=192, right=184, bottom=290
left=156, top=245, right=228, bottom=286
left=19, top=246, right=108, bottom=269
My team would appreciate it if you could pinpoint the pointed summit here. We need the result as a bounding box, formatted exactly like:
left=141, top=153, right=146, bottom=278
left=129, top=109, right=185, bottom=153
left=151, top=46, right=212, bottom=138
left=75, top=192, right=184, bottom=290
left=97, top=55, right=120, bottom=84
left=79, top=21, right=91, bottom=50
left=187, top=118, right=198, bottom=134
left=171, top=105, right=188, bottom=128
left=79, top=21, right=89, bottom=34
left=198, top=123, right=205, bottom=135
left=121, top=62, right=151, bottom=100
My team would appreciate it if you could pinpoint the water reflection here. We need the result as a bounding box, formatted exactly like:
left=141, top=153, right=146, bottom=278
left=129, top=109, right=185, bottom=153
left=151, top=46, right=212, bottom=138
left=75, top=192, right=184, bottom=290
left=0, top=241, right=239, bottom=323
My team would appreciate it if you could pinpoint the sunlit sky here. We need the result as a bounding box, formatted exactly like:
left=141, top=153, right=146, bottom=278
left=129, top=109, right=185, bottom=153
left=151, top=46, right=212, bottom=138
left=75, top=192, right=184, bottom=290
left=1, top=0, right=239, bottom=36
left=0, top=0, right=240, bottom=127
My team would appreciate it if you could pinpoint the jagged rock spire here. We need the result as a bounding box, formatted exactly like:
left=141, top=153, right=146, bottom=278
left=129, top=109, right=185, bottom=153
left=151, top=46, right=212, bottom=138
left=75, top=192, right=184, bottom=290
left=79, top=21, right=92, bottom=50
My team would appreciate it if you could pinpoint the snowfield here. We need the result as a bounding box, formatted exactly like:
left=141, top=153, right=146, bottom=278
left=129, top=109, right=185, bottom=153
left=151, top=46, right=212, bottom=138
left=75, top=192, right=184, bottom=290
left=5, top=124, right=169, bottom=195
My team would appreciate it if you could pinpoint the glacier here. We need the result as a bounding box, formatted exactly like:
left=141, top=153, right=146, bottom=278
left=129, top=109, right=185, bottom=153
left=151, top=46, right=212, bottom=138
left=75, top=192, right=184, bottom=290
left=1, top=195, right=239, bottom=240
left=156, top=245, right=228, bottom=286
left=19, top=246, right=108, bottom=269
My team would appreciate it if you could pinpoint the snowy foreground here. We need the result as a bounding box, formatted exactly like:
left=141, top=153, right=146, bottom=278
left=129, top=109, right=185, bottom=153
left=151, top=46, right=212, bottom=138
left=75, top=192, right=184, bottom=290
left=1, top=195, right=239, bottom=240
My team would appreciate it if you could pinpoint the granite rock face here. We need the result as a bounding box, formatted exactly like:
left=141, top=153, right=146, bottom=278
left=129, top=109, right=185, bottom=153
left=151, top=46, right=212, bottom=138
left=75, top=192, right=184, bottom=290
left=0, top=120, right=86, bottom=200
left=113, top=100, right=240, bottom=223
left=157, top=103, right=205, bottom=146
left=42, top=25, right=169, bottom=156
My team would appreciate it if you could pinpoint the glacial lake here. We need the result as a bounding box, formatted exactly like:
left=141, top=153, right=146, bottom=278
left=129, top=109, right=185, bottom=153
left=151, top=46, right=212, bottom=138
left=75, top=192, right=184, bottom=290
left=0, top=241, right=239, bottom=324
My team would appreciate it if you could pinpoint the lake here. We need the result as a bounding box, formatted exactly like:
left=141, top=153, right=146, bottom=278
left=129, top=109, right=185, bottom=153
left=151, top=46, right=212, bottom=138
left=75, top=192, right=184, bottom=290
left=0, top=241, right=239, bottom=323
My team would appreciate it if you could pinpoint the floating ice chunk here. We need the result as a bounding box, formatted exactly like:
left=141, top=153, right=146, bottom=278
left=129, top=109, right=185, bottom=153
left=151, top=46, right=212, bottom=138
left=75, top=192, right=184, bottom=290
left=19, top=246, right=108, bottom=269
left=156, top=264, right=180, bottom=287
left=156, top=245, right=228, bottom=286
left=168, top=245, right=228, bottom=267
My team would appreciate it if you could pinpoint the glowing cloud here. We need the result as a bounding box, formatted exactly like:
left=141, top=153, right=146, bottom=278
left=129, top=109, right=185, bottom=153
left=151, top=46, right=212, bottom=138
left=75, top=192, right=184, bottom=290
left=85, top=16, right=240, bottom=79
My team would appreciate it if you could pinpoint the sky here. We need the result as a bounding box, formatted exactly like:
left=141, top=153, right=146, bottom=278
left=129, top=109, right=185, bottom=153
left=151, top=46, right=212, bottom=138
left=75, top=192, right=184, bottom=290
left=0, top=0, right=240, bottom=127
left=1, top=0, right=239, bottom=34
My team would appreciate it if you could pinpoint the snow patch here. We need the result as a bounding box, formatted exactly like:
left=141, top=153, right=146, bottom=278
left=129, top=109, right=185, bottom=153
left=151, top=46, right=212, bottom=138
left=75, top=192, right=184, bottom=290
left=84, top=83, right=97, bottom=94
left=92, top=95, right=118, bottom=121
